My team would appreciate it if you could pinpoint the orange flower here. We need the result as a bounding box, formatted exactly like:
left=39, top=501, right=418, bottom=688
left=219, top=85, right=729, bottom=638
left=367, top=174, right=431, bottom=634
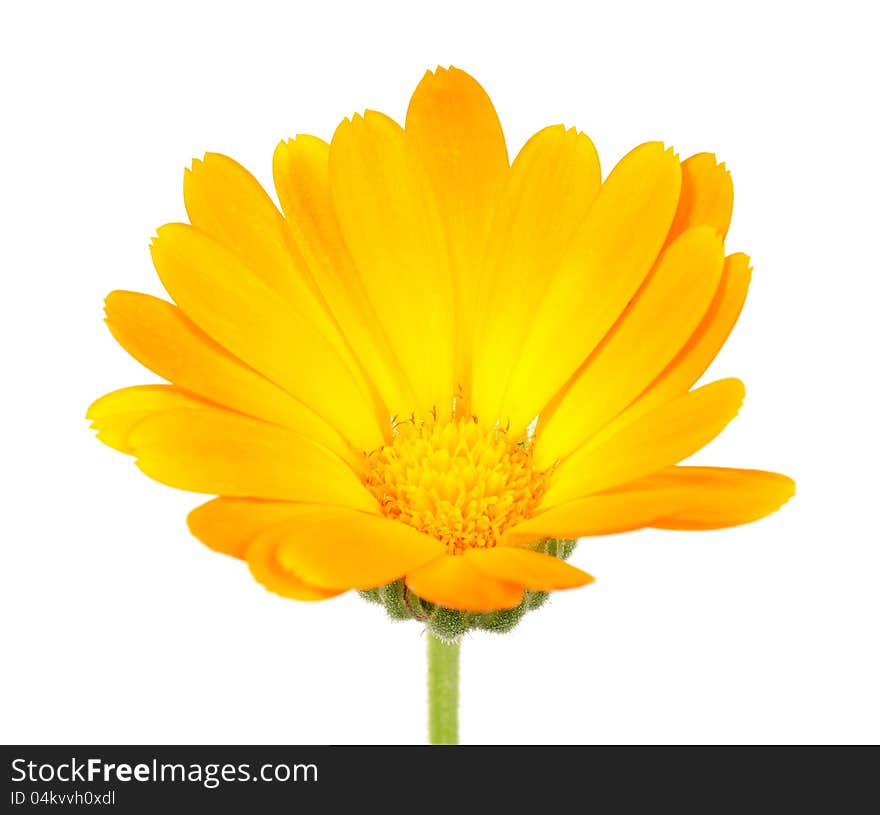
left=88, top=67, right=793, bottom=614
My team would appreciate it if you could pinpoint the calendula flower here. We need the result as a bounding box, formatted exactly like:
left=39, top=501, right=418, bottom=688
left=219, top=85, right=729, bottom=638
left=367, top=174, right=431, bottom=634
left=88, top=67, right=792, bottom=742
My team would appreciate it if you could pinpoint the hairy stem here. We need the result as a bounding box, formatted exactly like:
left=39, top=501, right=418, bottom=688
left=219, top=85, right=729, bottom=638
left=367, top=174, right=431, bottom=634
left=427, top=632, right=460, bottom=745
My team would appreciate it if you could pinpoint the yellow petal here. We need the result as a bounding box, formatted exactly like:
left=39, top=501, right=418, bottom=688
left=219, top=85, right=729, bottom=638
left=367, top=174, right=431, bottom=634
left=187, top=153, right=372, bottom=369
left=330, top=111, right=456, bottom=417
left=647, top=466, right=796, bottom=529
left=187, top=497, right=322, bottom=559
left=248, top=523, right=344, bottom=601
left=596, top=253, right=751, bottom=441
left=471, top=124, right=601, bottom=423
left=128, top=408, right=377, bottom=509
left=405, top=67, right=509, bottom=400
left=405, top=554, right=523, bottom=612
left=87, top=385, right=209, bottom=453
left=543, top=378, right=745, bottom=506
left=500, top=142, right=682, bottom=433
left=185, top=153, right=370, bottom=389
left=536, top=226, right=725, bottom=466
left=184, top=153, right=315, bottom=301
left=271, top=511, right=446, bottom=590
left=666, top=152, right=734, bottom=243
left=150, top=223, right=383, bottom=450
left=466, top=547, right=594, bottom=590
left=104, top=290, right=351, bottom=461
left=273, top=135, right=413, bottom=420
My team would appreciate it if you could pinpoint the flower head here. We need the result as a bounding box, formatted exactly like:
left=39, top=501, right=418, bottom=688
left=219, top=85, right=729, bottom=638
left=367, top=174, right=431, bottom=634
left=88, top=67, right=793, bottom=619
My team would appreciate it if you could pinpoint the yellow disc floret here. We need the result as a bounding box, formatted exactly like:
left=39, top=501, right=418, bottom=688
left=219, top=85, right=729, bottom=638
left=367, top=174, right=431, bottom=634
left=365, top=416, right=546, bottom=554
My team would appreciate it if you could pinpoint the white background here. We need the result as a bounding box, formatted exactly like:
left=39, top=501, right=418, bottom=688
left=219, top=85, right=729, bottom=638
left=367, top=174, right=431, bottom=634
left=2, top=0, right=878, bottom=745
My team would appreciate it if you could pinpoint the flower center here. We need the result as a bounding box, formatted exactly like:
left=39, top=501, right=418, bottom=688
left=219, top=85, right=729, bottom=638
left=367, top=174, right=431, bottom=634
left=365, top=416, right=546, bottom=554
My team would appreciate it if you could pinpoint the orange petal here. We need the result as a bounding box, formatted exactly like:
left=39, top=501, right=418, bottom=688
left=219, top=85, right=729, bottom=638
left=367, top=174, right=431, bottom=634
left=406, top=67, right=509, bottom=398
left=405, top=554, right=523, bottom=612
left=647, top=467, right=796, bottom=530
left=507, top=465, right=793, bottom=542
left=128, top=408, right=377, bottom=509
left=505, top=486, right=707, bottom=543
left=471, top=124, right=601, bottom=423
left=187, top=497, right=324, bottom=559
left=272, top=512, right=446, bottom=590
left=595, top=252, right=751, bottom=442
left=103, top=290, right=351, bottom=461
left=666, top=152, right=734, bottom=243
left=87, top=385, right=210, bottom=453
left=500, top=142, right=681, bottom=434
left=466, top=547, right=594, bottom=590
left=543, top=378, right=745, bottom=506
left=535, top=225, right=725, bottom=466
left=247, top=523, right=345, bottom=601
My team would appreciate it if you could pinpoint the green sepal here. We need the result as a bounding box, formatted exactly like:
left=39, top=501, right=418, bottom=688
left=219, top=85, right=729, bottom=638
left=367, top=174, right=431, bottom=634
left=537, top=538, right=578, bottom=560
left=428, top=607, right=471, bottom=643
left=359, top=538, right=578, bottom=636
left=357, top=587, right=382, bottom=605
left=525, top=589, right=549, bottom=611
left=405, top=588, right=433, bottom=621
left=378, top=579, right=411, bottom=620
left=474, top=599, right=527, bottom=634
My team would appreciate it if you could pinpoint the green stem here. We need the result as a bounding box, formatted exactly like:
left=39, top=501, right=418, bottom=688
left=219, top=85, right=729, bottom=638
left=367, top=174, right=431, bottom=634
left=427, top=632, right=460, bottom=745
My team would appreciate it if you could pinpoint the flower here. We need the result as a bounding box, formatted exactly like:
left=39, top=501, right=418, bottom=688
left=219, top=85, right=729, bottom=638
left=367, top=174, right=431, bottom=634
left=88, top=66, right=794, bottom=615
